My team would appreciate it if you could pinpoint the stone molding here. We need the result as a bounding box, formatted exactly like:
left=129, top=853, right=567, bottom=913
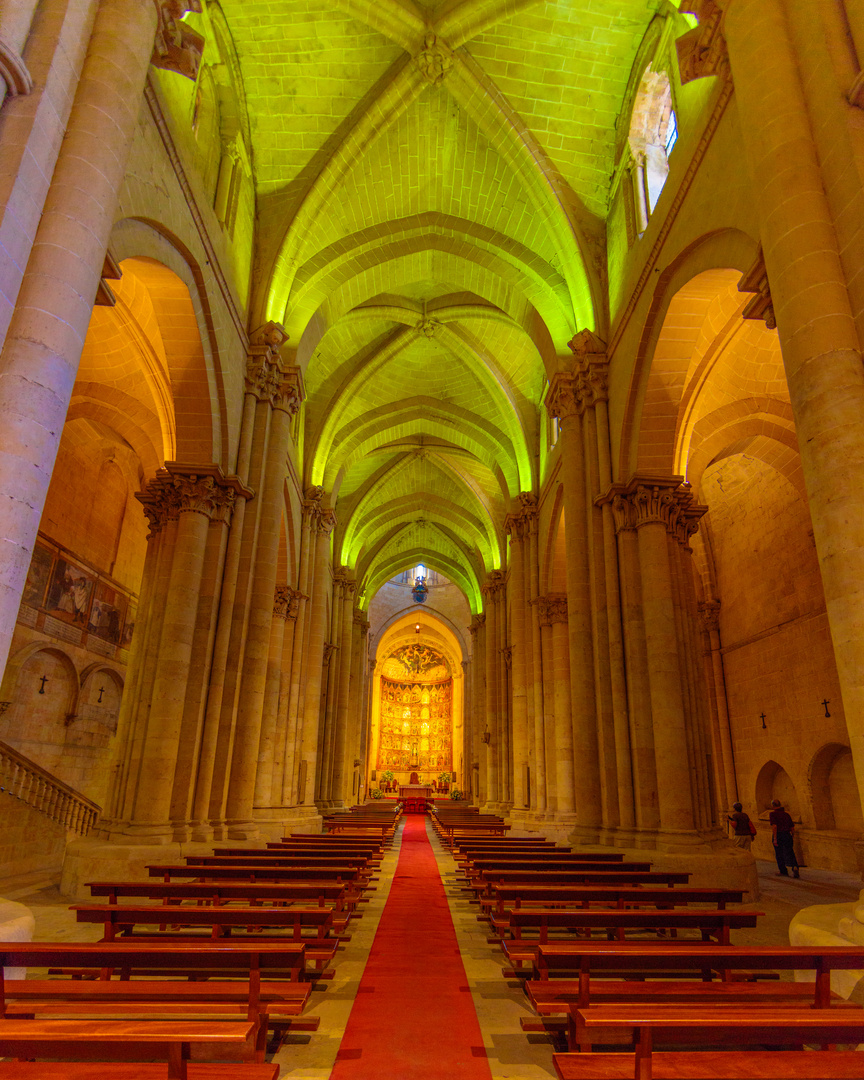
left=136, top=463, right=252, bottom=537
left=414, top=33, right=453, bottom=85
left=676, top=0, right=729, bottom=85
left=738, top=249, right=776, bottom=330
left=0, top=36, right=33, bottom=100
left=599, top=476, right=707, bottom=548
left=151, top=1, right=206, bottom=81
left=537, top=593, right=568, bottom=626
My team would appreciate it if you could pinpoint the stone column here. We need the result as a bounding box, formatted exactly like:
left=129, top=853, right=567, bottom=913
left=481, top=575, right=501, bottom=806
left=273, top=588, right=302, bottom=805
left=539, top=595, right=574, bottom=816
left=0, top=0, right=202, bottom=681
left=547, top=373, right=601, bottom=838
left=469, top=614, right=487, bottom=805
left=125, top=466, right=239, bottom=839
left=282, top=503, right=315, bottom=805
left=606, top=478, right=707, bottom=840
left=698, top=599, right=738, bottom=811
left=723, top=0, right=864, bottom=800
left=298, top=490, right=336, bottom=807
left=504, top=504, right=531, bottom=811
left=253, top=584, right=291, bottom=808
left=226, top=336, right=304, bottom=838
left=526, top=498, right=546, bottom=814
left=331, top=574, right=356, bottom=806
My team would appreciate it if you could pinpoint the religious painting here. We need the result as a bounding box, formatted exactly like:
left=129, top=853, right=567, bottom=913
left=88, top=583, right=127, bottom=644
left=46, top=559, right=95, bottom=627
left=121, top=606, right=136, bottom=648
left=22, top=542, right=55, bottom=609
left=381, top=643, right=449, bottom=681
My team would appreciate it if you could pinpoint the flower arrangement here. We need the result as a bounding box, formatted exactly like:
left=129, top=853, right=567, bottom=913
left=371, top=788, right=384, bottom=799
left=380, top=770, right=394, bottom=783
left=449, top=789, right=462, bottom=800
left=438, top=771, right=452, bottom=784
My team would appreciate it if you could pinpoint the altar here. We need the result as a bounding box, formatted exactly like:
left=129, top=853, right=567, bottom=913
left=399, top=785, right=433, bottom=799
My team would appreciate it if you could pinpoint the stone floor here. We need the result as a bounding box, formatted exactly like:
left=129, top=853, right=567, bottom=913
left=6, top=825, right=862, bottom=1079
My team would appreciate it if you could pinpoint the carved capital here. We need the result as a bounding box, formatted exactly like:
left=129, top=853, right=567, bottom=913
left=151, top=1, right=205, bottom=81
left=546, top=371, right=580, bottom=422
left=676, top=1, right=729, bottom=85
left=569, top=330, right=609, bottom=408
left=481, top=569, right=506, bottom=603
left=136, top=463, right=252, bottom=537
left=698, top=598, right=721, bottom=633
left=501, top=645, right=512, bottom=670
left=414, top=33, right=453, bottom=85
left=245, top=323, right=304, bottom=413
left=738, top=249, right=776, bottom=330
left=469, top=613, right=486, bottom=636
left=273, top=584, right=291, bottom=619
left=599, top=475, right=707, bottom=547
left=538, top=593, right=568, bottom=626
left=323, top=642, right=338, bottom=666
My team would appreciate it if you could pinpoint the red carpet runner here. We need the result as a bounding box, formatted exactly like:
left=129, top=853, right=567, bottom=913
left=330, top=815, right=493, bottom=1079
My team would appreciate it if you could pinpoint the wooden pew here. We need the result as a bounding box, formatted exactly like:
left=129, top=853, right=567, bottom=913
left=148, top=865, right=366, bottom=887
left=0, top=1018, right=265, bottom=1080
left=72, top=903, right=341, bottom=958
left=556, top=1005, right=864, bottom=1078
left=0, top=940, right=328, bottom=1073
left=87, top=880, right=350, bottom=913
left=485, top=884, right=744, bottom=921
left=499, top=909, right=762, bottom=974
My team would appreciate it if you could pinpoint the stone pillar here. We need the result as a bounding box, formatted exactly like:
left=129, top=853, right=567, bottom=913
left=253, top=584, right=291, bottom=808
left=298, top=490, right=336, bottom=807
left=539, top=595, right=574, bottom=816
left=723, top=0, right=864, bottom=802
left=123, top=466, right=241, bottom=840
left=547, top=373, right=601, bottom=838
left=0, top=0, right=205, bottom=682
left=605, top=478, right=708, bottom=841
left=226, top=334, right=304, bottom=838
left=504, top=503, right=531, bottom=811
left=282, top=504, right=315, bottom=805
left=526, top=498, right=546, bottom=813
left=331, top=574, right=356, bottom=806
left=273, top=588, right=302, bottom=805
left=469, top=614, right=487, bottom=805
left=480, top=575, right=501, bottom=806
left=698, top=599, right=738, bottom=811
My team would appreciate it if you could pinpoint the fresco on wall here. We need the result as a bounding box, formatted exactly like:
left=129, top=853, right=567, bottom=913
left=381, top=643, right=449, bottom=681
left=46, top=559, right=95, bottom=627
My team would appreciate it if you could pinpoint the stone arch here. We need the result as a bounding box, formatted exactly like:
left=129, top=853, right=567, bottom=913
left=111, top=217, right=229, bottom=467
left=754, top=759, right=801, bottom=820
left=78, top=665, right=124, bottom=734
left=619, top=228, right=759, bottom=480
left=809, top=743, right=864, bottom=832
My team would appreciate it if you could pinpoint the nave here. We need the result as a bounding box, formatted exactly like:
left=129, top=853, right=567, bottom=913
left=5, top=806, right=864, bottom=1079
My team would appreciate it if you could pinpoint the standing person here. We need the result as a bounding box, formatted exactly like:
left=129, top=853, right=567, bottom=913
left=727, top=802, right=754, bottom=850
left=769, top=799, right=800, bottom=878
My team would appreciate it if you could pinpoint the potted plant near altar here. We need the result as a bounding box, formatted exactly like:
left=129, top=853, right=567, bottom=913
left=449, top=789, right=462, bottom=800
left=371, top=788, right=384, bottom=800
left=437, top=770, right=451, bottom=793
left=380, top=769, right=394, bottom=793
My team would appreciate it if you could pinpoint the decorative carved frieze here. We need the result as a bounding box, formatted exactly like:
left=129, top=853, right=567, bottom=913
left=738, top=250, right=776, bottom=330
left=537, top=593, right=568, bottom=626
left=599, top=476, right=707, bottom=548
left=676, top=0, right=729, bottom=85
left=151, top=1, right=205, bottom=81
left=414, top=33, right=453, bottom=86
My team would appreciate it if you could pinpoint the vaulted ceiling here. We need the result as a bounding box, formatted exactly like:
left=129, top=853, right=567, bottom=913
left=216, top=0, right=665, bottom=609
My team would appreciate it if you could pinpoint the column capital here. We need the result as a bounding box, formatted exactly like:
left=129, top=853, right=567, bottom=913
left=505, top=491, right=539, bottom=540
left=598, top=475, right=707, bottom=547
left=676, top=1, right=729, bottom=85
left=273, top=584, right=291, bottom=619
left=481, top=569, right=506, bottom=603
left=569, top=329, right=609, bottom=409
left=501, top=645, right=513, bottom=670
left=323, top=642, right=338, bottom=666
left=151, top=1, right=206, bottom=81
left=738, top=249, right=776, bottom=330
left=334, top=567, right=356, bottom=597
left=303, top=486, right=336, bottom=533
left=246, top=323, right=305, bottom=414
left=537, top=593, right=568, bottom=626
left=469, top=613, right=486, bottom=636
left=136, top=463, right=252, bottom=536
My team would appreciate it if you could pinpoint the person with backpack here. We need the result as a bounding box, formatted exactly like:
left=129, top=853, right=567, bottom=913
left=727, top=802, right=755, bottom=850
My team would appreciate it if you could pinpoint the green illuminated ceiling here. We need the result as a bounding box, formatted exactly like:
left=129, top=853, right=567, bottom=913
left=215, top=0, right=657, bottom=610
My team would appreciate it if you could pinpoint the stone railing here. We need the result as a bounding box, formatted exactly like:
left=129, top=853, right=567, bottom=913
left=0, top=741, right=100, bottom=836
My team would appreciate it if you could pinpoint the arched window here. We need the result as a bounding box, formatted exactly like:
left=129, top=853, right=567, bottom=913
left=628, top=64, right=677, bottom=234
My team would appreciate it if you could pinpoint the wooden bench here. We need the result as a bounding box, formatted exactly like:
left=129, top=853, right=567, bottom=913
left=72, top=904, right=340, bottom=965
left=556, top=1005, right=864, bottom=1078
left=0, top=941, right=327, bottom=1072
left=500, top=910, right=761, bottom=975
left=0, top=1018, right=263, bottom=1080
left=87, top=880, right=350, bottom=914
left=148, top=865, right=367, bottom=889
left=486, top=885, right=745, bottom=920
